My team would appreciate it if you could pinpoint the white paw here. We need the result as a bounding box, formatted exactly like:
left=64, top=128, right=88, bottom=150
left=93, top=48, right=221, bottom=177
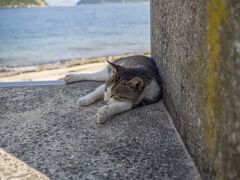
left=77, top=97, right=92, bottom=107
left=96, top=106, right=110, bottom=124
left=64, top=74, right=76, bottom=84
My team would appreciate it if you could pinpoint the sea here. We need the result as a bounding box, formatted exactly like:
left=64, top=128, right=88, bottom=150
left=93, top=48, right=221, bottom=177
left=0, top=2, right=150, bottom=67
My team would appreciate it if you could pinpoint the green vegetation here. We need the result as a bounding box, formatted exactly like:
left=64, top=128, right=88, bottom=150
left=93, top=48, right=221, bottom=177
left=0, top=0, right=47, bottom=8
left=77, top=0, right=148, bottom=5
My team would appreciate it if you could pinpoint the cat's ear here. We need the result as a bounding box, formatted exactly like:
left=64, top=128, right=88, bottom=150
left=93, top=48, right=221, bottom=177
left=106, top=60, right=120, bottom=74
left=128, top=77, right=144, bottom=92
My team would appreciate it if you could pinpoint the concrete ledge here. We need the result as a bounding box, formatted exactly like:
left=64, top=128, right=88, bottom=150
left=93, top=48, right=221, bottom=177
left=0, top=80, right=64, bottom=87
left=0, top=82, right=200, bottom=179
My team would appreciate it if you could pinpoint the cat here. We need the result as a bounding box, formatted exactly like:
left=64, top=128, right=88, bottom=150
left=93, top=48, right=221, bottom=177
left=64, top=55, right=162, bottom=124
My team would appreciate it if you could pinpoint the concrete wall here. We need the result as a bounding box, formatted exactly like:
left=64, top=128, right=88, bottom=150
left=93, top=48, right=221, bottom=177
left=151, top=0, right=240, bottom=179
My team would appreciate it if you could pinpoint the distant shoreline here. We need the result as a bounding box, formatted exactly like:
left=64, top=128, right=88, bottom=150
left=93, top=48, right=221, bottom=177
left=0, top=52, right=150, bottom=82
left=0, top=1, right=149, bottom=9
left=0, top=0, right=48, bottom=9
left=77, top=0, right=148, bottom=5
left=0, top=6, right=46, bottom=9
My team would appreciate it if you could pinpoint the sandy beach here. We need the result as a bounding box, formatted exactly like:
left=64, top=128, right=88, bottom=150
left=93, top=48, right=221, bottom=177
left=0, top=53, right=150, bottom=82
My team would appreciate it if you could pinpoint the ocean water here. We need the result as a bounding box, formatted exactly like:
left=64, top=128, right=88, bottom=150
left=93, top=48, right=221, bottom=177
left=0, top=2, right=150, bottom=67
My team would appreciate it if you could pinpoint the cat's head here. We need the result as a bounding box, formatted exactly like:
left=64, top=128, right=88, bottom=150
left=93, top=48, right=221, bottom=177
left=104, top=60, right=145, bottom=103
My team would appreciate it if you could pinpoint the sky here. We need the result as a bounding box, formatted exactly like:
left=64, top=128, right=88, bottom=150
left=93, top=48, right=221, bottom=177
left=46, top=0, right=79, bottom=6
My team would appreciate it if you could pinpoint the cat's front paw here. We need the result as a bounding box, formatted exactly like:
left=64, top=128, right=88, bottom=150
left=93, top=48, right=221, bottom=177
left=96, top=106, right=110, bottom=124
left=64, top=74, right=76, bottom=84
left=77, top=97, right=92, bottom=106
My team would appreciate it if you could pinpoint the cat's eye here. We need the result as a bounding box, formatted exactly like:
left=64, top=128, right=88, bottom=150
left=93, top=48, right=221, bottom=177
left=127, top=85, right=135, bottom=90
left=114, top=95, right=128, bottom=100
left=111, top=95, right=120, bottom=99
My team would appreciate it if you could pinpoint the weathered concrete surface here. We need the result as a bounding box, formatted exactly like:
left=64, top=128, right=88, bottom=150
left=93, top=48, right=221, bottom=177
left=151, top=0, right=240, bottom=179
left=0, top=82, right=200, bottom=180
left=0, top=149, right=50, bottom=180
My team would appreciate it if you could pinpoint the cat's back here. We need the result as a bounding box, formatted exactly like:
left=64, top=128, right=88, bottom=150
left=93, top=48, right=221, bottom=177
left=113, top=55, right=156, bottom=69
left=113, top=55, right=160, bottom=80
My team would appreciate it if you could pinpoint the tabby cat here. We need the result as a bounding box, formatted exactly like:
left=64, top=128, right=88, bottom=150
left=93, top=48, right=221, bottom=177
left=64, top=55, right=162, bottom=123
